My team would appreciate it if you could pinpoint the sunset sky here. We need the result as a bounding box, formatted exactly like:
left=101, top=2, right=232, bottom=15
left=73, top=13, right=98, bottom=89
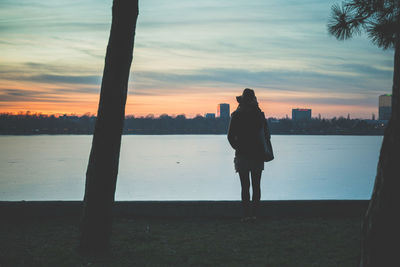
left=0, top=0, right=394, bottom=118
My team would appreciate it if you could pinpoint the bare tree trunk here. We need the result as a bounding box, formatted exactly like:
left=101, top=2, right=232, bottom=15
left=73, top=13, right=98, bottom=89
left=360, top=37, right=400, bottom=266
left=79, top=0, right=139, bottom=254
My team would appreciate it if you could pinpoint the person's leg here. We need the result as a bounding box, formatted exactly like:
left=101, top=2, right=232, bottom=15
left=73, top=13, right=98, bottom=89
left=250, top=170, right=262, bottom=217
left=239, top=171, right=250, bottom=218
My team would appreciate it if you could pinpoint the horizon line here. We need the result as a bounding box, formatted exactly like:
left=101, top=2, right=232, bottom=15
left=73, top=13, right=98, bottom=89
left=0, top=111, right=379, bottom=120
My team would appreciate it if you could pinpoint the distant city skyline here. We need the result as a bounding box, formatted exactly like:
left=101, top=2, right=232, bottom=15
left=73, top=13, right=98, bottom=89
left=0, top=106, right=382, bottom=120
left=0, top=0, right=394, bottom=119
left=3, top=95, right=390, bottom=120
left=0, top=92, right=391, bottom=120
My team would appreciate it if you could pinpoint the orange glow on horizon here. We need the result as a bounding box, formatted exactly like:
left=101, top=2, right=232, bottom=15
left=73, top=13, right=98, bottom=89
left=0, top=82, right=377, bottom=119
left=0, top=97, right=377, bottom=119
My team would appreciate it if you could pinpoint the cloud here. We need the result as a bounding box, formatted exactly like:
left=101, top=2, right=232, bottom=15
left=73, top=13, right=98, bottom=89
left=0, top=89, right=44, bottom=100
left=27, top=74, right=101, bottom=85
left=129, top=91, right=156, bottom=96
left=55, top=87, right=99, bottom=94
left=0, top=62, right=99, bottom=77
left=338, top=63, right=393, bottom=79
left=0, top=88, right=76, bottom=103
left=276, top=95, right=377, bottom=107
left=0, top=72, right=102, bottom=85
left=130, top=66, right=391, bottom=94
left=0, top=0, right=110, bottom=34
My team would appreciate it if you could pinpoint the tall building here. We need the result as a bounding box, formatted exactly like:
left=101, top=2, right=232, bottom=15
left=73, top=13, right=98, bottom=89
left=292, top=108, right=311, bottom=121
left=218, top=103, right=230, bottom=119
left=379, top=94, right=392, bottom=121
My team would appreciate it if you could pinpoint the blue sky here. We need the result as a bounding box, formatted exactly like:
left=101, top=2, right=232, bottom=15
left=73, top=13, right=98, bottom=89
left=0, top=0, right=394, bottom=118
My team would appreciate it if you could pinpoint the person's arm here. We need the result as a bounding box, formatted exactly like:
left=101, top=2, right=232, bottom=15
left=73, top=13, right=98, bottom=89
left=227, top=113, right=239, bottom=150
left=262, top=112, right=271, bottom=140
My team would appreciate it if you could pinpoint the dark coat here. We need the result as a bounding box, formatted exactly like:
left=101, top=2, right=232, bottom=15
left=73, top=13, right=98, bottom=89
left=227, top=104, right=271, bottom=160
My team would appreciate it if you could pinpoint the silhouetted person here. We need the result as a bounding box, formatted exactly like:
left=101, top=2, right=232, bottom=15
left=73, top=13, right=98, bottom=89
left=228, top=88, right=271, bottom=220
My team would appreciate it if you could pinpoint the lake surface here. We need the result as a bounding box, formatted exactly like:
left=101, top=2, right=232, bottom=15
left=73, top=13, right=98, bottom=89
left=0, top=135, right=382, bottom=201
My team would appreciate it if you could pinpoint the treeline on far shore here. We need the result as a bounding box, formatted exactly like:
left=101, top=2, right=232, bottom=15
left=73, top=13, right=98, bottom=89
left=0, top=113, right=386, bottom=135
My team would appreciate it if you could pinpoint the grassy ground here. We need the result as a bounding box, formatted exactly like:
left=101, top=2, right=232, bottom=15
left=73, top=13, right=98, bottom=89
left=0, top=216, right=361, bottom=267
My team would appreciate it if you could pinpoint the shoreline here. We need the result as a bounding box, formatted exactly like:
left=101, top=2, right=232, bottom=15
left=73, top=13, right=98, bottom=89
left=0, top=133, right=384, bottom=136
left=0, top=200, right=369, bottom=219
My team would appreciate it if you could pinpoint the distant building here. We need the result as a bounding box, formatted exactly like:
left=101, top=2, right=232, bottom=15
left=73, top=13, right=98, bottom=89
left=379, top=94, right=392, bottom=121
left=218, top=103, right=230, bottom=119
left=205, top=113, right=215, bottom=119
left=292, top=108, right=311, bottom=121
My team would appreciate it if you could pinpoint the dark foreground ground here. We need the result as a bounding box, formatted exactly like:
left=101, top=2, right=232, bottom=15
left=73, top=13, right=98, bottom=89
left=0, top=216, right=362, bottom=267
left=0, top=201, right=365, bottom=266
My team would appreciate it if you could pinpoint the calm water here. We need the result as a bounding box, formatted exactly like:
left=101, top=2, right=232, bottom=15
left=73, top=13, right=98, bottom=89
left=0, top=135, right=382, bottom=201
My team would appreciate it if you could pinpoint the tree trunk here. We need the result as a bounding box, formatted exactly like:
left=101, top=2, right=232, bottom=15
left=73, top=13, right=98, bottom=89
left=79, top=0, right=139, bottom=254
left=360, top=37, right=400, bottom=266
